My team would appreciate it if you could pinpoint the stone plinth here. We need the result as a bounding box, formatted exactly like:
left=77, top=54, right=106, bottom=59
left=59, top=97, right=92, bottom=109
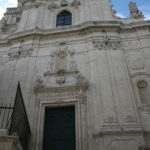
left=0, top=130, right=18, bottom=150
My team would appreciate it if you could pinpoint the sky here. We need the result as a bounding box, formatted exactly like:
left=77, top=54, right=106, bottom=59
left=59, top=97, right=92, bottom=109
left=0, top=0, right=150, bottom=20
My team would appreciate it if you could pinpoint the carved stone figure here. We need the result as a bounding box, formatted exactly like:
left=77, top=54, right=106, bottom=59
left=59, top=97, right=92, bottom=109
left=129, top=1, right=144, bottom=19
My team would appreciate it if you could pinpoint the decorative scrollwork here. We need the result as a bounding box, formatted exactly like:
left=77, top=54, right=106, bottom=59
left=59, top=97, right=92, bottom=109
left=93, top=37, right=121, bottom=50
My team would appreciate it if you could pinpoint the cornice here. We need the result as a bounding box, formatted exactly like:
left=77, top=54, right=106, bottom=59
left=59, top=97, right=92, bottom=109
left=0, top=20, right=150, bottom=44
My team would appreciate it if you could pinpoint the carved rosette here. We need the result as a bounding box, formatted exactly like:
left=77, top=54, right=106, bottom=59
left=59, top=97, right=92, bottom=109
left=93, top=38, right=121, bottom=50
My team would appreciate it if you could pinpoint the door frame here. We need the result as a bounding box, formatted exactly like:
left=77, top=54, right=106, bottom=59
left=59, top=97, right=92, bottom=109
left=36, top=98, right=82, bottom=150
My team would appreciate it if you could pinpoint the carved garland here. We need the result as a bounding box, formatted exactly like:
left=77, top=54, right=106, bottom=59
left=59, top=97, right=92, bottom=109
left=93, top=38, right=121, bottom=50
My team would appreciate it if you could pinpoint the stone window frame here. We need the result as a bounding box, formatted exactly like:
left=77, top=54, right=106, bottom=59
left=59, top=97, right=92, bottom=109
left=56, top=10, right=72, bottom=27
left=35, top=98, right=82, bottom=150
left=52, top=7, right=75, bottom=28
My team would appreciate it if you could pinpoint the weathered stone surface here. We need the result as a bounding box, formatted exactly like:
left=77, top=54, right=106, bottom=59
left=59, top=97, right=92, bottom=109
left=0, top=0, right=150, bottom=150
left=0, top=130, right=19, bottom=150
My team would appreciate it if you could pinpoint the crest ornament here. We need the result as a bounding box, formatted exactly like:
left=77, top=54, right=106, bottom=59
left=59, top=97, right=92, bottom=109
left=34, top=46, right=89, bottom=94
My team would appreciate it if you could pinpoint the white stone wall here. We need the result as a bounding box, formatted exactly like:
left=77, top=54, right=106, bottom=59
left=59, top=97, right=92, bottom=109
left=0, top=0, right=150, bottom=150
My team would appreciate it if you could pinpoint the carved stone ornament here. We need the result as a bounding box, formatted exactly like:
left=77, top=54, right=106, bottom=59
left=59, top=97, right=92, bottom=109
left=48, top=0, right=80, bottom=11
left=121, top=41, right=141, bottom=52
left=137, top=80, right=147, bottom=88
left=24, top=2, right=41, bottom=10
left=129, top=1, right=144, bottom=19
left=71, top=1, right=80, bottom=8
left=34, top=45, right=88, bottom=93
left=49, top=46, right=76, bottom=73
left=56, top=71, right=66, bottom=85
left=8, top=48, right=33, bottom=61
left=93, top=37, right=121, bottom=50
left=34, top=71, right=88, bottom=93
left=48, top=3, right=57, bottom=11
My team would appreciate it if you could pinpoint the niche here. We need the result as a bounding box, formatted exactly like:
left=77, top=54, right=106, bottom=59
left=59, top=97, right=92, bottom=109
left=137, top=80, right=150, bottom=104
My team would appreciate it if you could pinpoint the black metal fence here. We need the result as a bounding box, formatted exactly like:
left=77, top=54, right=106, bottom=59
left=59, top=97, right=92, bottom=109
left=0, top=83, right=31, bottom=150
left=0, top=104, right=13, bottom=129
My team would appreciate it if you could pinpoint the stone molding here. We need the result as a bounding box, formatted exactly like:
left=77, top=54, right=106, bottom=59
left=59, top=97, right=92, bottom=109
left=0, top=21, right=150, bottom=44
left=129, top=1, right=144, bottom=19
left=94, top=126, right=144, bottom=137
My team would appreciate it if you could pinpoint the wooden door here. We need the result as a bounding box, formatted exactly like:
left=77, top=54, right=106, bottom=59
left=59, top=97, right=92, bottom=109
left=43, top=106, right=76, bottom=150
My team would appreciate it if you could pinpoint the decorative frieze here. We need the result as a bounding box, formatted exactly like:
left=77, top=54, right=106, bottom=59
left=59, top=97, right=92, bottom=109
left=93, top=37, right=121, bottom=50
left=24, top=2, right=41, bottom=10
left=48, top=0, right=80, bottom=11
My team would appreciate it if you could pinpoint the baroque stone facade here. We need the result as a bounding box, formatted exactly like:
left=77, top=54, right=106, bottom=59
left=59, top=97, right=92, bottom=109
left=0, top=0, right=150, bottom=150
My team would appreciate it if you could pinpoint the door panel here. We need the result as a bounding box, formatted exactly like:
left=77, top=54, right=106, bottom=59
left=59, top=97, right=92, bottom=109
left=43, top=106, right=76, bottom=150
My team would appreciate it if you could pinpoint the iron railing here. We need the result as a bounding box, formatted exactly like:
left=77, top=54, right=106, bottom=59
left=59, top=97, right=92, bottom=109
left=0, top=82, right=31, bottom=150
left=0, top=104, right=13, bottom=129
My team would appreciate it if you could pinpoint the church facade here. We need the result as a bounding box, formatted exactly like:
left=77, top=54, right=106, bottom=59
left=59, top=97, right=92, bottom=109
left=0, top=0, right=150, bottom=150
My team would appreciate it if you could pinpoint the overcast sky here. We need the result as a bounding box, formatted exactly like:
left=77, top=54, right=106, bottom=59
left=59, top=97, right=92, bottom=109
left=0, top=0, right=150, bottom=20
